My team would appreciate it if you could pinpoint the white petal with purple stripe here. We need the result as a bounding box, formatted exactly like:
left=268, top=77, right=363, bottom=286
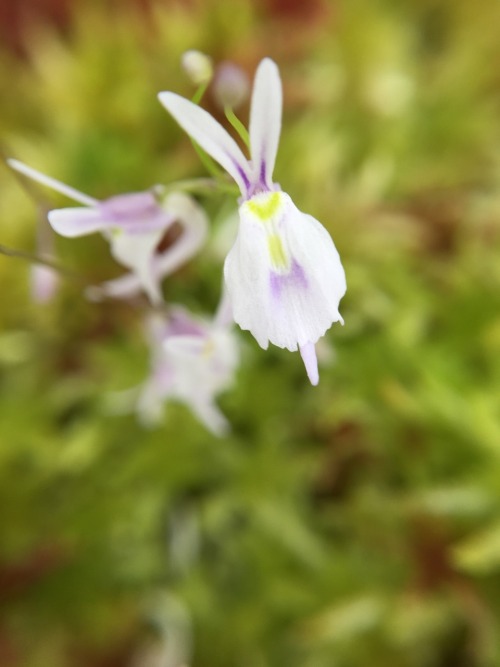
left=249, top=58, right=282, bottom=192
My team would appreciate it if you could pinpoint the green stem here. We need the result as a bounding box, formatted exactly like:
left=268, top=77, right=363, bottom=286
left=190, top=140, right=224, bottom=180
left=0, top=244, right=84, bottom=281
left=224, top=106, right=250, bottom=149
left=157, top=177, right=239, bottom=198
left=191, top=82, right=209, bottom=105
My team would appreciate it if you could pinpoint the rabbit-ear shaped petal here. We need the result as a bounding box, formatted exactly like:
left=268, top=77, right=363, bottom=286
left=159, top=92, right=252, bottom=195
left=249, top=58, right=282, bottom=190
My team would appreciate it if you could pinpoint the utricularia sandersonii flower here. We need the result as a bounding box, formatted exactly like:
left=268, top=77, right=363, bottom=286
left=159, top=58, right=346, bottom=385
left=7, top=159, right=208, bottom=305
left=131, top=299, right=238, bottom=436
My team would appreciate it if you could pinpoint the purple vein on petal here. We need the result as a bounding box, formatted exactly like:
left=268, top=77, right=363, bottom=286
left=259, top=159, right=267, bottom=187
left=270, top=260, right=308, bottom=300
left=230, top=157, right=251, bottom=193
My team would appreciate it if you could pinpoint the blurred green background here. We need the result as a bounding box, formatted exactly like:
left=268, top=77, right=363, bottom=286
left=1, top=0, right=500, bottom=665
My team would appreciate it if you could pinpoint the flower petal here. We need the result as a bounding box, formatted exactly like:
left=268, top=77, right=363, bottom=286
left=249, top=58, right=282, bottom=189
left=108, top=229, right=165, bottom=304
left=224, top=191, right=346, bottom=351
left=98, top=192, right=175, bottom=234
left=164, top=335, right=206, bottom=358
left=299, top=342, right=319, bottom=386
left=87, top=193, right=208, bottom=301
left=48, top=207, right=109, bottom=237
left=7, top=159, right=97, bottom=206
left=189, top=400, right=230, bottom=437
left=158, top=91, right=252, bottom=195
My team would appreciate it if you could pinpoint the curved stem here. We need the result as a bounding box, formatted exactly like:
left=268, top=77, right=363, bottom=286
left=191, top=81, right=209, bottom=105
left=224, top=107, right=250, bottom=149
left=0, top=243, right=83, bottom=281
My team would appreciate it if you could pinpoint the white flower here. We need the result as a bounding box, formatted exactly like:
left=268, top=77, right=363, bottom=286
left=158, top=58, right=346, bottom=384
left=136, top=298, right=239, bottom=436
left=7, top=160, right=208, bottom=305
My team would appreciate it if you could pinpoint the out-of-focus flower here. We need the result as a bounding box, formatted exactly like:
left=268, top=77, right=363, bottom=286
left=159, top=58, right=346, bottom=384
left=7, top=160, right=207, bottom=304
left=181, top=50, right=213, bottom=86
left=212, top=62, right=250, bottom=109
left=30, top=265, right=59, bottom=303
left=134, top=297, right=238, bottom=436
left=30, top=209, right=59, bottom=304
left=87, top=192, right=208, bottom=302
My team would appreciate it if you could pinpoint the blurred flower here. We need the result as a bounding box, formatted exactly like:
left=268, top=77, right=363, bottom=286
left=133, top=296, right=238, bottom=436
left=213, top=62, right=250, bottom=109
left=30, top=208, right=59, bottom=304
left=181, top=50, right=213, bottom=86
left=7, top=160, right=207, bottom=304
left=30, top=264, right=59, bottom=303
left=159, top=58, right=346, bottom=384
left=86, top=191, right=208, bottom=302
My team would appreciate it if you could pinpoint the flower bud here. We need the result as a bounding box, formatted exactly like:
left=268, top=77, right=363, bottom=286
left=213, top=62, right=250, bottom=109
left=181, top=50, right=213, bottom=86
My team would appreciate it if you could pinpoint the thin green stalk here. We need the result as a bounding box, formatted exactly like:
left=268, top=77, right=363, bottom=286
left=0, top=244, right=83, bottom=281
left=191, top=81, right=209, bottom=105
left=224, top=106, right=250, bottom=149
left=190, top=140, right=224, bottom=180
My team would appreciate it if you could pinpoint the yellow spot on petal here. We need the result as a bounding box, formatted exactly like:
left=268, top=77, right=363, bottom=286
left=267, top=233, right=289, bottom=269
left=202, top=339, right=215, bottom=358
left=246, top=192, right=283, bottom=221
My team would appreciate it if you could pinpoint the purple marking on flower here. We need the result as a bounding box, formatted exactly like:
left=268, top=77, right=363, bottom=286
left=232, top=160, right=251, bottom=192
left=269, top=260, right=308, bottom=300
left=166, top=309, right=206, bottom=338
left=259, top=159, right=267, bottom=186
left=97, top=191, right=173, bottom=233
left=246, top=178, right=273, bottom=199
left=99, top=192, right=158, bottom=219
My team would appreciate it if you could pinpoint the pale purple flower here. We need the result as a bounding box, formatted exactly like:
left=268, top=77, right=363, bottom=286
left=7, top=160, right=208, bottom=304
left=159, top=58, right=346, bottom=384
left=135, top=297, right=238, bottom=436
left=31, top=265, right=59, bottom=303
left=30, top=211, right=59, bottom=303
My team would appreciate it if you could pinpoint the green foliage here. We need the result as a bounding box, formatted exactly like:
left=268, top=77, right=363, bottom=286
left=1, top=0, right=500, bottom=665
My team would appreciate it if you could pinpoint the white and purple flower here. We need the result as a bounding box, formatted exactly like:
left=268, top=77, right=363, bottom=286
left=133, top=298, right=239, bottom=436
left=7, top=159, right=208, bottom=304
left=159, top=58, right=346, bottom=384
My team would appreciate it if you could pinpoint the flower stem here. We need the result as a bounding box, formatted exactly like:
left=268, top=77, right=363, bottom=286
left=190, top=140, right=224, bottom=180
left=155, top=177, right=238, bottom=198
left=191, top=81, right=209, bottom=105
left=0, top=244, right=83, bottom=282
left=224, top=106, right=250, bottom=149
